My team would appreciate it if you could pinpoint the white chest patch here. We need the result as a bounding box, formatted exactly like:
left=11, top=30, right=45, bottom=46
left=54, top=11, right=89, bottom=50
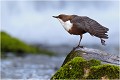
left=58, top=19, right=73, bottom=31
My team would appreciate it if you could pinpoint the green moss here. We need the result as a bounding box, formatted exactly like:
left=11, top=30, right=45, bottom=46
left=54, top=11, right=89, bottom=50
left=87, top=64, right=120, bottom=79
left=61, top=50, right=86, bottom=66
left=87, top=59, right=101, bottom=67
left=51, top=57, right=120, bottom=79
left=0, top=31, right=54, bottom=56
left=51, top=57, right=86, bottom=79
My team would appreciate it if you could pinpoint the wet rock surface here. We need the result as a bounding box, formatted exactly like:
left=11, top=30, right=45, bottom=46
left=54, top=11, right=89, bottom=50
left=62, top=47, right=120, bottom=66
left=76, top=47, right=120, bottom=65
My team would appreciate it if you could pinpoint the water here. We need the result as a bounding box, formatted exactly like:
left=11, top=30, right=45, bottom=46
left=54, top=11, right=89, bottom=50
left=1, top=54, right=65, bottom=79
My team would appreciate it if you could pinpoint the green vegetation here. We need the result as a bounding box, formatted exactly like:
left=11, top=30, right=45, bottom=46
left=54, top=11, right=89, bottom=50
left=87, top=64, right=120, bottom=79
left=87, top=59, right=101, bottom=67
left=1, top=31, right=54, bottom=56
left=61, top=50, right=83, bottom=66
left=51, top=57, right=120, bottom=79
left=51, top=57, right=86, bottom=79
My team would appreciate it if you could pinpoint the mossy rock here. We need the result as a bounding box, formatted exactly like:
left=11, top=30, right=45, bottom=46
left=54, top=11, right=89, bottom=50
left=51, top=57, right=120, bottom=79
left=87, top=59, right=101, bottom=67
left=87, top=64, right=120, bottom=79
left=51, top=57, right=86, bottom=79
left=0, top=31, right=54, bottom=56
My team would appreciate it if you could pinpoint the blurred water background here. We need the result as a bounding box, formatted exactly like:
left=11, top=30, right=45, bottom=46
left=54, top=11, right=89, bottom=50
left=1, top=1, right=119, bottom=79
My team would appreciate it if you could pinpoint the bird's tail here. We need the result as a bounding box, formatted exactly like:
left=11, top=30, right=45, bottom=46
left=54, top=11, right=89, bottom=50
left=94, top=26, right=109, bottom=39
left=94, top=26, right=109, bottom=45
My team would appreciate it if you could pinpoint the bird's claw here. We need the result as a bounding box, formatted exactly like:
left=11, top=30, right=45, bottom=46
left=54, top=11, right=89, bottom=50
left=73, top=45, right=84, bottom=50
left=101, top=39, right=106, bottom=46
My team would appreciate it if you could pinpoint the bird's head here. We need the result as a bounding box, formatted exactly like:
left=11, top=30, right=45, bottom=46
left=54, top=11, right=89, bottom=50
left=53, top=14, right=72, bottom=22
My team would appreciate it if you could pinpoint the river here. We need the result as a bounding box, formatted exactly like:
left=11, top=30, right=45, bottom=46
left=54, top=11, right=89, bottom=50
left=1, top=54, right=65, bottom=79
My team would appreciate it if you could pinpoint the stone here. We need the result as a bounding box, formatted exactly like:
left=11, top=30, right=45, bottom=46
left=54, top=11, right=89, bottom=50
left=51, top=47, right=120, bottom=79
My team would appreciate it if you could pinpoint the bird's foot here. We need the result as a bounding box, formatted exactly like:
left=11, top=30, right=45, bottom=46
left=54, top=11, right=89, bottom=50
left=73, top=45, right=84, bottom=50
left=101, top=39, right=106, bottom=46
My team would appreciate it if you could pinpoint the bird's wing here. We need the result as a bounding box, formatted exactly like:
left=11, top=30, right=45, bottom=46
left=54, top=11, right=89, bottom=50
left=71, top=16, right=109, bottom=39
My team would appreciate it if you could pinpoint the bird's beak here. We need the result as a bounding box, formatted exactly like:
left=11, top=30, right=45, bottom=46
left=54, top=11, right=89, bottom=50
left=52, top=16, right=58, bottom=18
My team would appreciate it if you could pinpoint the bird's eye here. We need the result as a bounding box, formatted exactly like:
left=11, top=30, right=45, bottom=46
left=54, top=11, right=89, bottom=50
left=58, top=15, right=62, bottom=19
left=59, top=16, right=61, bottom=19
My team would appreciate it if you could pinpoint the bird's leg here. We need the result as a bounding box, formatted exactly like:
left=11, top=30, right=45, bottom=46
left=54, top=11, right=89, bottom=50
left=100, top=38, right=106, bottom=46
left=78, top=35, right=82, bottom=46
left=73, top=35, right=83, bottom=49
left=77, top=35, right=83, bottom=48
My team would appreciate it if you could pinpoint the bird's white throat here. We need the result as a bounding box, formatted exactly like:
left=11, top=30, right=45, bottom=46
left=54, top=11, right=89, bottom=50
left=58, top=19, right=73, bottom=31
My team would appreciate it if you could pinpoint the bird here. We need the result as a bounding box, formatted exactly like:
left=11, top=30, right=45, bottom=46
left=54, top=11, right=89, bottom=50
left=53, top=14, right=109, bottom=48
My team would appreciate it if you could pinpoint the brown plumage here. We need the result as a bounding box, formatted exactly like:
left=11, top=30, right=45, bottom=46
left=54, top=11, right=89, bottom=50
left=53, top=14, right=109, bottom=48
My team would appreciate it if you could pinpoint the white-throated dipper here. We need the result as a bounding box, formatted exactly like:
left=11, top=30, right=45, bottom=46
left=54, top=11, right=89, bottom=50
left=53, top=14, right=109, bottom=48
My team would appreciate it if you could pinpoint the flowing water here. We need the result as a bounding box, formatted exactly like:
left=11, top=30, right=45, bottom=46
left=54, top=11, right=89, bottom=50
left=1, top=54, right=65, bottom=79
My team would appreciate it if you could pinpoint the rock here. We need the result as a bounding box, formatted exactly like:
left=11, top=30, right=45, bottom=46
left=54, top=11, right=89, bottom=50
left=51, top=47, right=120, bottom=79
left=51, top=57, right=120, bottom=79
left=87, top=64, right=120, bottom=79
left=62, top=47, right=120, bottom=66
